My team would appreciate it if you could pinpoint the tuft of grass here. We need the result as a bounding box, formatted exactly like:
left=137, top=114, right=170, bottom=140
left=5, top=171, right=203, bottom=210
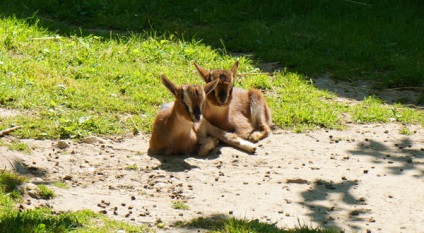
left=0, top=172, right=27, bottom=193
left=6, top=140, right=31, bottom=154
left=53, top=182, right=69, bottom=189
left=71, top=209, right=151, bottom=233
left=36, top=185, right=55, bottom=199
left=125, top=164, right=138, bottom=171
left=172, top=201, right=189, bottom=210
left=399, top=127, right=414, bottom=136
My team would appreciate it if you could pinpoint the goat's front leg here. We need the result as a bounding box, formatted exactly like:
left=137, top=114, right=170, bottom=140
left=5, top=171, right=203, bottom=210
left=197, top=136, right=219, bottom=157
left=204, top=119, right=256, bottom=154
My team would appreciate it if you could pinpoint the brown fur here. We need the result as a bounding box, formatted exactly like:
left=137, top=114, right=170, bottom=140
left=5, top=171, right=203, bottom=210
left=149, top=75, right=256, bottom=156
left=194, top=61, right=272, bottom=142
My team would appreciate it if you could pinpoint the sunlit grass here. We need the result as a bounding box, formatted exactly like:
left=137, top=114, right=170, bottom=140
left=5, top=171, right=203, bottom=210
left=1, top=15, right=423, bottom=139
left=172, top=201, right=189, bottom=210
left=186, top=215, right=341, bottom=233
left=36, top=185, right=55, bottom=199
left=5, top=140, right=30, bottom=154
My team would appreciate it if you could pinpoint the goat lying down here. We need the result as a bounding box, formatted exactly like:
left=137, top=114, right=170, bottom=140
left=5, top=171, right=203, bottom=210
left=149, top=75, right=256, bottom=156
left=194, top=61, right=273, bottom=142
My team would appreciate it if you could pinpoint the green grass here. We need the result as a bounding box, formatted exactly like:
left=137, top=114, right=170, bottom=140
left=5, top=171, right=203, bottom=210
left=172, top=201, right=190, bottom=210
left=0, top=1, right=423, bottom=139
left=0, top=172, right=27, bottom=194
left=186, top=215, right=341, bottom=233
left=0, top=207, right=150, bottom=233
left=5, top=140, right=31, bottom=154
left=1, top=0, right=423, bottom=88
left=125, top=164, right=138, bottom=171
left=36, top=184, right=55, bottom=199
left=399, top=127, right=414, bottom=136
left=53, top=182, right=69, bottom=189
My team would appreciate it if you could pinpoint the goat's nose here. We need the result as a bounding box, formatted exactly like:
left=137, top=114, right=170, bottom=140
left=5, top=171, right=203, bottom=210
left=193, top=106, right=201, bottom=121
left=218, top=91, right=227, bottom=103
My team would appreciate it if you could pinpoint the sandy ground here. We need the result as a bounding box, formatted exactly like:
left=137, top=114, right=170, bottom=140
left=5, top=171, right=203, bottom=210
left=1, top=122, right=424, bottom=233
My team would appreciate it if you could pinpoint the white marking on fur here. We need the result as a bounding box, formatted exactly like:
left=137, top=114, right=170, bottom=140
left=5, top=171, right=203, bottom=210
left=238, top=138, right=256, bottom=152
left=183, top=87, right=192, bottom=114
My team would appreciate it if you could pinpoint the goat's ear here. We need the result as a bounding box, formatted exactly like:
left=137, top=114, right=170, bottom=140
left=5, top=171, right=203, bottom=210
left=203, top=78, right=219, bottom=95
left=230, top=60, right=239, bottom=78
left=194, top=62, right=212, bottom=83
left=161, top=75, right=178, bottom=97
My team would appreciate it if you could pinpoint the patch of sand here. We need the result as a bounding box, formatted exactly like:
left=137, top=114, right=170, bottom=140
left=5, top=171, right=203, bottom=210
left=1, top=123, right=423, bottom=232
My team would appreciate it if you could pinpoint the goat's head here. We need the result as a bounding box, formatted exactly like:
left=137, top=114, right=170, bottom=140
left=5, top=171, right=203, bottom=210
left=194, top=61, right=238, bottom=107
left=161, top=75, right=219, bottom=123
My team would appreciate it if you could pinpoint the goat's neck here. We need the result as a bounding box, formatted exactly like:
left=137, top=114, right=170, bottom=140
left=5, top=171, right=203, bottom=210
left=169, top=106, right=196, bottom=132
left=205, top=101, right=229, bottom=117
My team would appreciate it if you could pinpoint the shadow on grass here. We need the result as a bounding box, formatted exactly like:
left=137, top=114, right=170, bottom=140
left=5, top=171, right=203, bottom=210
left=1, top=0, right=423, bottom=92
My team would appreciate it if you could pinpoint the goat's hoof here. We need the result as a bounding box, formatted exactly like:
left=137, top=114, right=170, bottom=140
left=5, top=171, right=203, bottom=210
left=247, top=132, right=262, bottom=142
left=250, top=145, right=257, bottom=154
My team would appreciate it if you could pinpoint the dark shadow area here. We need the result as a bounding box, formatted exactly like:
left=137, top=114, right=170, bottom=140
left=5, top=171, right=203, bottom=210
left=1, top=0, right=423, bottom=94
left=0, top=152, right=48, bottom=177
left=15, top=160, right=48, bottom=177
left=147, top=152, right=200, bottom=172
left=348, top=138, right=424, bottom=178
left=300, top=179, right=364, bottom=231
left=147, top=147, right=221, bottom=172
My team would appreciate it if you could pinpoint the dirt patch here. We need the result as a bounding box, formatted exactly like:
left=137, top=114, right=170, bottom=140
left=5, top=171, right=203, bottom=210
left=1, top=123, right=424, bottom=232
left=0, top=107, right=20, bottom=118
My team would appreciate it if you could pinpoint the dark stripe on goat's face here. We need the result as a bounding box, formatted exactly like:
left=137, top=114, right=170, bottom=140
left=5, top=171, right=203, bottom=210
left=214, top=83, right=233, bottom=106
left=193, top=106, right=201, bottom=121
left=208, top=69, right=234, bottom=107
left=182, top=85, right=205, bottom=123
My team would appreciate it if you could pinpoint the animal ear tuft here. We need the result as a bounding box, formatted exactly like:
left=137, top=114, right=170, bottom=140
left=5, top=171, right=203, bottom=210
left=194, top=62, right=212, bottom=83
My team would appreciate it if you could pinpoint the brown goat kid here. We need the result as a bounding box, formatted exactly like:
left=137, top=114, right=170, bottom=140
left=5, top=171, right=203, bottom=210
left=149, top=75, right=257, bottom=156
left=194, top=61, right=272, bottom=142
